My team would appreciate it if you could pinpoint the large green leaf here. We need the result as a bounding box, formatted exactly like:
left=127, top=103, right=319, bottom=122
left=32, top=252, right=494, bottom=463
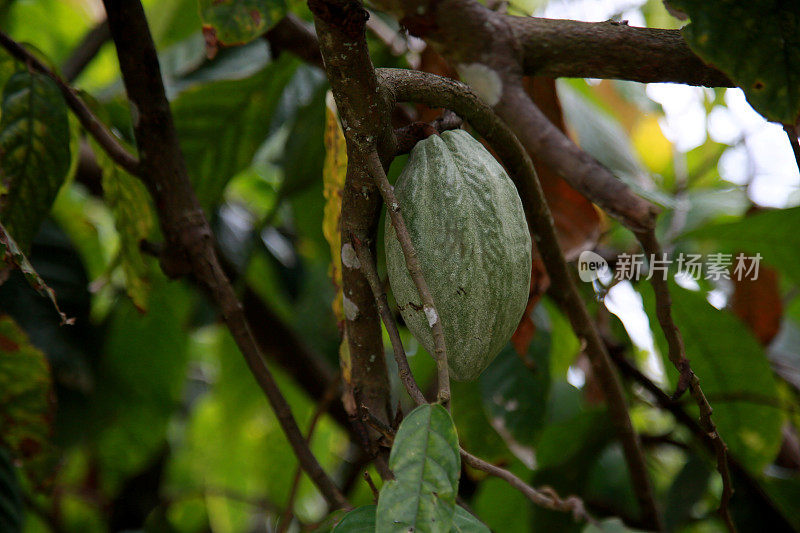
left=0, top=314, right=57, bottom=487
left=376, top=404, right=461, bottom=533
left=0, top=71, right=70, bottom=251
left=472, top=462, right=531, bottom=533
left=450, top=380, right=509, bottom=463
left=199, top=0, right=286, bottom=47
left=641, top=282, right=784, bottom=472
left=172, top=56, right=297, bottom=210
left=681, top=206, right=800, bottom=285
left=0, top=448, right=22, bottom=533
left=663, top=454, right=712, bottom=532
left=89, top=278, right=192, bottom=489
left=479, top=306, right=551, bottom=453
left=669, top=0, right=800, bottom=124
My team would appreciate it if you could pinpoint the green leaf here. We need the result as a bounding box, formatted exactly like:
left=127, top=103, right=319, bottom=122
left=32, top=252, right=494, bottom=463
left=172, top=56, right=297, bottom=211
left=0, top=70, right=71, bottom=251
left=0, top=315, right=58, bottom=487
left=641, top=282, right=784, bottom=472
left=450, top=380, right=508, bottom=464
left=473, top=470, right=531, bottom=533
left=332, top=505, right=376, bottom=532
left=199, top=0, right=286, bottom=47
left=451, top=507, right=490, bottom=533
left=0, top=222, right=72, bottom=324
left=376, top=404, right=461, bottom=533
left=669, top=0, right=800, bottom=124
left=681, top=206, right=800, bottom=286
left=664, top=454, right=712, bottom=532
left=93, top=145, right=156, bottom=312
left=479, top=308, right=550, bottom=451
left=0, top=448, right=22, bottom=533
left=90, top=279, right=192, bottom=488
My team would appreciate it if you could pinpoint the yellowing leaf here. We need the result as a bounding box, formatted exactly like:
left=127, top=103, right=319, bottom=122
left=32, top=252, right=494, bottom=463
left=93, top=142, right=156, bottom=312
left=632, top=115, right=672, bottom=174
left=322, top=91, right=347, bottom=323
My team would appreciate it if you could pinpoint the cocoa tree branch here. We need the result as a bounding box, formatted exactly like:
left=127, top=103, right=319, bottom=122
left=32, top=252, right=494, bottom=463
left=612, top=354, right=744, bottom=533
left=100, top=0, right=348, bottom=510
left=349, top=127, right=592, bottom=526
left=308, top=0, right=395, bottom=432
left=364, top=150, right=451, bottom=406
left=636, top=231, right=735, bottom=532
left=378, top=67, right=662, bottom=530
left=459, top=449, right=595, bottom=524
left=367, top=406, right=595, bottom=522
left=505, top=17, right=733, bottom=86
left=0, top=31, right=140, bottom=175
left=494, top=82, right=658, bottom=232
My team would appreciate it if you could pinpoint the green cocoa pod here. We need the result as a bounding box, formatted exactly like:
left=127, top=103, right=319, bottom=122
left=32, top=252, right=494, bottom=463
left=384, top=130, right=532, bottom=381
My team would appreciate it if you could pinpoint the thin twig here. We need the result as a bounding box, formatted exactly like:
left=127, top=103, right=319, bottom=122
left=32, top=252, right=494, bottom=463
left=394, top=111, right=463, bottom=155
left=379, top=68, right=662, bottom=530
left=364, top=150, right=451, bottom=407
left=636, top=230, right=735, bottom=532
left=614, top=355, right=743, bottom=532
left=370, top=418, right=594, bottom=523
left=278, top=376, right=342, bottom=533
left=351, top=237, right=428, bottom=405
left=100, top=0, right=349, bottom=510
left=61, top=19, right=111, bottom=82
left=460, top=449, right=596, bottom=524
left=0, top=31, right=140, bottom=175
left=784, top=124, right=800, bottom=174
left=363, top=471, right=380, bottom=502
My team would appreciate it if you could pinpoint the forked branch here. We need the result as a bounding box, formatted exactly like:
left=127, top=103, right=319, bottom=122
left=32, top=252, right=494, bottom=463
left=363, top=150, right=451, bottom=406
left=378, top=67, right=662, bottom=530
left=100, top=0, right=348, bottom=510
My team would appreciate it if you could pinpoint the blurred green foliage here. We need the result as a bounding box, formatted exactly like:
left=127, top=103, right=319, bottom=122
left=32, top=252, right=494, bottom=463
left=0, top=0, right=798, bottom=532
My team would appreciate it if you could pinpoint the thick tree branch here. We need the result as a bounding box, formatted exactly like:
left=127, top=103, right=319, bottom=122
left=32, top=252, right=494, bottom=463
left=100, top=0, right=348, bottom=510
left=0, top=31, right=139, bottom=175
left=308, top=0, right=396, bottom=432
left=494, top=83, right=658, bottom=232
left=505, top=17, right=733, bottom=86
left=378, top=68, right=662, bottom=530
